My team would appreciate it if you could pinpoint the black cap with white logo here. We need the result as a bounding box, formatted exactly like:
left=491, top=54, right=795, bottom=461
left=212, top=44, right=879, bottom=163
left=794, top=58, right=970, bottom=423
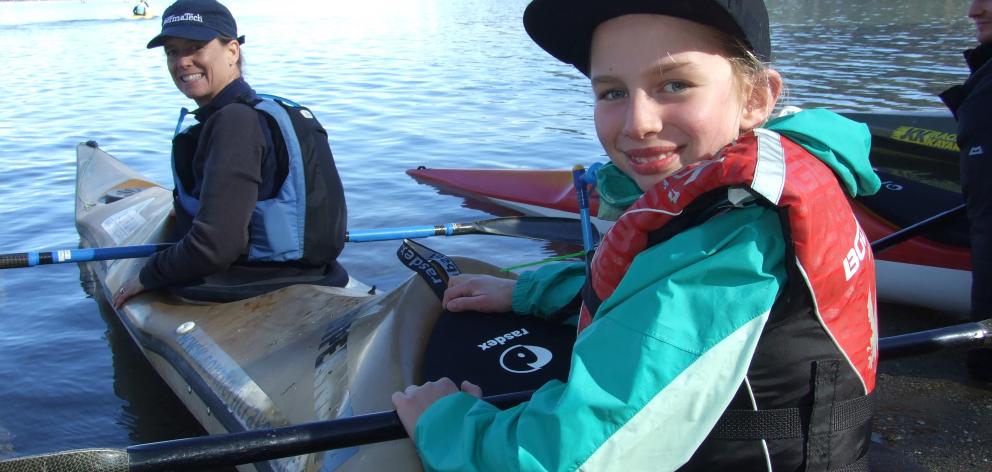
left=146, top=0, right=245, bottom=49
left=523, top=0, right=771, bottom=77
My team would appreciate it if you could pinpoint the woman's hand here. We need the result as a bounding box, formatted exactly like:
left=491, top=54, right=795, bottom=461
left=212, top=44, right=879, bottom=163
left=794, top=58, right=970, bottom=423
left=391, top=378, right=482, bottom=441
left=112, top=278, right=146, bottom=309
left=442, top=274, right=515, bottom=313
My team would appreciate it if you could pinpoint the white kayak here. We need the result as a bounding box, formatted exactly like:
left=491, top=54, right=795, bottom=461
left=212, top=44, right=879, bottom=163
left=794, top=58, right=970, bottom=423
left=75, top=141, right=523, bottom=471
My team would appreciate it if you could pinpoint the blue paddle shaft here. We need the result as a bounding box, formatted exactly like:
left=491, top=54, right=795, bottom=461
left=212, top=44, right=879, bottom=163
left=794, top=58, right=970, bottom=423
left=572, top=167, right=595, bottom=256
left=1, top=217, right=575, bottom=270
left=346, top=224, right=455, bottom=242
left=0, top=244, right=169, bottom=269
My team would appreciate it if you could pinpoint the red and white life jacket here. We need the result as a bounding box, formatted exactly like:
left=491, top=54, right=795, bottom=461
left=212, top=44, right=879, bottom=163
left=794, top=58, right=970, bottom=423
left=579, top=129, right=877, bottom=470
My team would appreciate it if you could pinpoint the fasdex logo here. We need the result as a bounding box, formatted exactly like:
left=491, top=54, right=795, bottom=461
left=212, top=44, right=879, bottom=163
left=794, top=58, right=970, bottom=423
left=499, top=345, right=553, bottom=374
left=163, top=13, right=204, bottom=25
left=970, top=145, right=985, bottom=157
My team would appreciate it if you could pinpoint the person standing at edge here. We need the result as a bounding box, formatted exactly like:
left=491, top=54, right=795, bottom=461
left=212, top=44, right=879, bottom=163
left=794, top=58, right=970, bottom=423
left=113, top=0, right=348, bottom=308
left=941, top=0, right=992, bottom=382
left=392, top=0, right=881, bottom=470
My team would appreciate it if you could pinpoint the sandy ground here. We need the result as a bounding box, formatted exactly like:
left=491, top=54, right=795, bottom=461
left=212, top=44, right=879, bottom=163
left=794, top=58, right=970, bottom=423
left=874, top=302, right=992, bottom=472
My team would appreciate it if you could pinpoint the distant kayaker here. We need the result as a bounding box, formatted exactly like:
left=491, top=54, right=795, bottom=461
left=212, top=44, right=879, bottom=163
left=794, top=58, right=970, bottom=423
left=113, top=0, right=348, bottom=308
left=940, top=0, right=992, bottom=383
left=393, top=0, right=882, bottom=470
left=132, top=0, right=149, bottom=17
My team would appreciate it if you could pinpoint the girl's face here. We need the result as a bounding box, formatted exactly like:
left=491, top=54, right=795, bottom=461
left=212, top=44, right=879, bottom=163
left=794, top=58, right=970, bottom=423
left=164, top=37, right=241, bottom=107
left=590, top=14, right=777, bottom=191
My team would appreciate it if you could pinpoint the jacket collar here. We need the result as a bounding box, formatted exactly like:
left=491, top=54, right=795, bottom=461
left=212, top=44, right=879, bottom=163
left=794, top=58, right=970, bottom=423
left=964, top=42, right=992, bottom=73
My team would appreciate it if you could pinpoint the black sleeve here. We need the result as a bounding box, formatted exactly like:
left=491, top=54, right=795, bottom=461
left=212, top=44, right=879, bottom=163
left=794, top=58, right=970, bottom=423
left=140, top=104, right=266, bottom=289
left=958, top=71, right=992, bottom=319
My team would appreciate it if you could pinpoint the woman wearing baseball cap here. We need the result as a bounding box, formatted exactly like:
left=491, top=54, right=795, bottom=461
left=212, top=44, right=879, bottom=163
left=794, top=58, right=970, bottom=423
left=114, top=0, right=349, bottom=306
left=393, top=1, right=881, bottom=470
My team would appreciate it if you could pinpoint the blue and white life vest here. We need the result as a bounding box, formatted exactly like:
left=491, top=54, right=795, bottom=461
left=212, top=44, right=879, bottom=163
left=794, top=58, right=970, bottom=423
left=172, top=95, right=347, bottom=266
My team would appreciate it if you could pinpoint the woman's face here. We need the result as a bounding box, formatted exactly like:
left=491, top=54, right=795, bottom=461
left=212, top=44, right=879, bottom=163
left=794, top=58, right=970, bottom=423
left=163, top=37, right=240, bottom=107
left=970, top=0, right=992, bottom=44
left=590, top=14, right=769, bottom=191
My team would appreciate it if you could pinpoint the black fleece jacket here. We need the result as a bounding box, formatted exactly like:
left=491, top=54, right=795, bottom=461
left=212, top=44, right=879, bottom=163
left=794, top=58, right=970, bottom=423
left=941, top=42, right=992, bottom=319
left=140, top=78, right=280, bottom=289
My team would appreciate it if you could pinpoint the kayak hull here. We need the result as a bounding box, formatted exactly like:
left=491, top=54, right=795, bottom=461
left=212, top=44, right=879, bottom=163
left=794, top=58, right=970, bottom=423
left=75, top=142, right=501, bottom=471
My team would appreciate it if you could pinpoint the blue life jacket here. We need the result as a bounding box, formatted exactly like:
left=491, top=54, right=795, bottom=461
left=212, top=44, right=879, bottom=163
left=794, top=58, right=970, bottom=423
left=172, top=95, right=347, bottom=266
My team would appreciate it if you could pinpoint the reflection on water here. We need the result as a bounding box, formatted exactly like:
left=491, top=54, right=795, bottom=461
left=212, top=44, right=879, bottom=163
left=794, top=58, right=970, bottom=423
left=770, top=0, right=973, bottom=110
left=0, top=0, right=977, bottom=461
left=78, top=264, right=207, bottom=444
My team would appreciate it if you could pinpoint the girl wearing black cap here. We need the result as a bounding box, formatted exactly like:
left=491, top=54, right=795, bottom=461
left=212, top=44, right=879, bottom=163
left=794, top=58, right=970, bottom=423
left=114, top=0, right=348, bottom=307
left=393, top=1, right=881, bottom=470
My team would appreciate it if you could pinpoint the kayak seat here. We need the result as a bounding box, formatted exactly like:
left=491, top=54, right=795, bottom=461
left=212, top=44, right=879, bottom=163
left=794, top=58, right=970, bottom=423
left=857, top=170, right=968, bottom=248
left=170, top=261, right=350, bottom=303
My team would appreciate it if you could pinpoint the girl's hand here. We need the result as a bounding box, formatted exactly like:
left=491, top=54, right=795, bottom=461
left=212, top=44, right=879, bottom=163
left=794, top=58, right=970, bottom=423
left=112, top=278, right=146, bottom=309
left=442, top=274, right=515, bottom=313
left=391, top=378, right=482, bottom=441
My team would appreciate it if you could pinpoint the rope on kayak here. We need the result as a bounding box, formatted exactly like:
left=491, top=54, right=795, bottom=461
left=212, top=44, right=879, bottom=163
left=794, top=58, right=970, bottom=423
left=501, top=250, right=586, bottom=272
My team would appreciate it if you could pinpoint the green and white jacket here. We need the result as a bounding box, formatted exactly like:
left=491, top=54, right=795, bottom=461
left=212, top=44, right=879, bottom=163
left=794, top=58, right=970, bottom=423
left=414, top=109, right=880, bottom=471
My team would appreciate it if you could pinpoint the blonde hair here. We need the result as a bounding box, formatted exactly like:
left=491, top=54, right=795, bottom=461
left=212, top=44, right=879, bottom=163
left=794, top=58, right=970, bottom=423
left=702, top=27, right=786, bottom=131
left=217, top=36, right=245, bottom=72
left=710, top=29, right=772, bottom=101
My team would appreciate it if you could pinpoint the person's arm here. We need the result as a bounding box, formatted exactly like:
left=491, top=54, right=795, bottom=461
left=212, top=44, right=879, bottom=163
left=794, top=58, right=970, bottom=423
left=412, top=205, right=786, bottom=472
left=139, top=105, right=266, bottom=289
left=510, top=261, right=585, bottom=319
left=441, top=261, right=585, bottom=319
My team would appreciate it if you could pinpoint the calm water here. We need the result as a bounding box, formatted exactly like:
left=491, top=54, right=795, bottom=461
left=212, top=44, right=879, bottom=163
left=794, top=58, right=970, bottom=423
left=0, top=0, right=975, bottom=460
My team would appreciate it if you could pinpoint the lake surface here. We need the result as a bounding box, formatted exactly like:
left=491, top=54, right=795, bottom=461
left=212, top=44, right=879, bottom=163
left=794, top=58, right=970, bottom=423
left=0, top=0, right=975, bottom=462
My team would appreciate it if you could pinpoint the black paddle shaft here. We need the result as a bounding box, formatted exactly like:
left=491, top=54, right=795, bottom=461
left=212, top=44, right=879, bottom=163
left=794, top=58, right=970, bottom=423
left=878, top=318, right=992, bottom=360
left=2, top=320, right=989, bottom=472
left=126, top=390, right=533, bottom=471
left=126, top=320, right=992, bottom=471
left=871, top=203, right=967, bottom=254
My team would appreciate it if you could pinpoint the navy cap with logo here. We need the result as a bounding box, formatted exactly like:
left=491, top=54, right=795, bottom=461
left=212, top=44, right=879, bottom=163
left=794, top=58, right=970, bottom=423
left=523, top=0, right=771, bottom=77
left=146, top=0, right=245, bottom=49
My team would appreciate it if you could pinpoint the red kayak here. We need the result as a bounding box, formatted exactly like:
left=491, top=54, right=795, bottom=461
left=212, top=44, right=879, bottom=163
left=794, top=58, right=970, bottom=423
left=407, top=112, right=971, bottom=315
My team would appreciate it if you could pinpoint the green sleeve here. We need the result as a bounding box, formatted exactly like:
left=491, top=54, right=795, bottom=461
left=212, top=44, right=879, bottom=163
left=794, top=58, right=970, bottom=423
left=414, top=205, right=787, bottom=472
left=511, top=261, right=585, bottom=319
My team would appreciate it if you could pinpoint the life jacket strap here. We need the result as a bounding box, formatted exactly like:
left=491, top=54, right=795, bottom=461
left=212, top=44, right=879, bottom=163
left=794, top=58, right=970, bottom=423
left=709, top=392, right=873, bottom=441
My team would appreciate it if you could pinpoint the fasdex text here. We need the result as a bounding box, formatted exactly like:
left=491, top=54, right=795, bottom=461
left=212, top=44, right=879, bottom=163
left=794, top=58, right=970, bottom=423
left=478, top=329, right=530, bottom=351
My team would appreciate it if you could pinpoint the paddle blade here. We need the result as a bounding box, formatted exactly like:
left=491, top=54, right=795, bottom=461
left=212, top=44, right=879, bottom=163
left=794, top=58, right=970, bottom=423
left=475, top=217, right=596, bottom=245
left=0, top=448, right=128, bottom=471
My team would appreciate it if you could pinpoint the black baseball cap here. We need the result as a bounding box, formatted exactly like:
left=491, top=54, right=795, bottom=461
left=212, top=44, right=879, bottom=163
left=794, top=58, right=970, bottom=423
left=523, top=0, right=771, bottom=76
left=146, top=0, right=245, bottom=49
